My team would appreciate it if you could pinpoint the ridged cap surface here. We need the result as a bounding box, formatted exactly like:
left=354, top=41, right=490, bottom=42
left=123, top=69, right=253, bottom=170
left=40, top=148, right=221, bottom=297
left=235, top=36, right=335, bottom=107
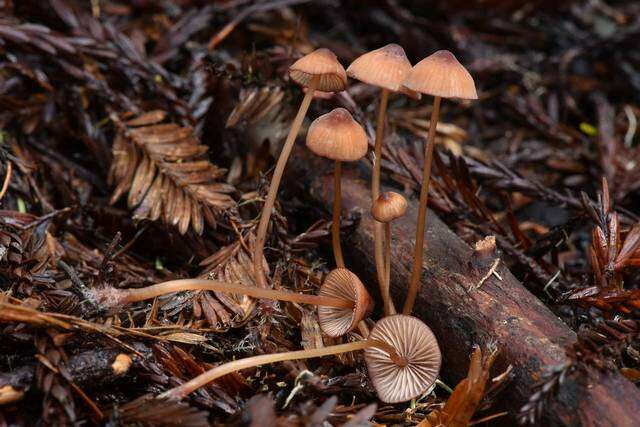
left=306, top=108, right=368, bottom=162
left=364, top=315, right=441, bottom=403
left=347, top=44, right=413, bottom=93
left=371, top=191, right=408, bottom=223
left=317, top=268, right=372, bottom=337
left=289, top=48, right=347, bottom=92
left=403, top=50, right=477, bottom=100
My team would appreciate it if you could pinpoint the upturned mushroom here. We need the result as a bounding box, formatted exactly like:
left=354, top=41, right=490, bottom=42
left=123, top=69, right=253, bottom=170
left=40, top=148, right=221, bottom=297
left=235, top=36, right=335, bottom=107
left=347, top=44, right=415, bottom=315
left=306, top=108, right=368, bottom=268
left=318, top=268, right=373, bottom=337
left=401, top=50, right=477, bottom=315
left=371, top=191, right=408, bottom=310
left=254, top=48, right=347, bottom=287
left=92, top=268, right=371, bottom=338
left=158, top=314, right=441, bottom=404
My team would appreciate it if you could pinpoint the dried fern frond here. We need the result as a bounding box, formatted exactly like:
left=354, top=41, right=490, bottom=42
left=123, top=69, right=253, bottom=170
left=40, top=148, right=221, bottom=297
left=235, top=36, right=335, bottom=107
left=109, top=111, right=235, bottom=235
left=225, top=86, right=285, bottom=128
left=189, top=233, right=269, bottom=328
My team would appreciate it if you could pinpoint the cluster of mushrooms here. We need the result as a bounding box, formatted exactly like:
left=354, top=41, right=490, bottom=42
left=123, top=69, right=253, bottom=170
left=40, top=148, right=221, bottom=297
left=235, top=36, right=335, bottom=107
left=97, top=45, right=477, bottom=405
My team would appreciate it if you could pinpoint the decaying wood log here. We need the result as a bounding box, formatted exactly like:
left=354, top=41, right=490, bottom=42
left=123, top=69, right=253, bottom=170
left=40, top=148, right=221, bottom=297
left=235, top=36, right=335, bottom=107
left=0, top=346, right=147, bottom=406
left=287, top=153, right=640, bottom=426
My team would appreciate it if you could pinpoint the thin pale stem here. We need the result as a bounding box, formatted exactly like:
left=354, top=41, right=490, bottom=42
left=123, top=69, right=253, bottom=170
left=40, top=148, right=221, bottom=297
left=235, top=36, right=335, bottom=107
left=254, top=75, right=320, bottom=287
left=332, top=160, right=345, bottom=268
left=114, top=279, right=353, bottom=309
left=384, top=222, right=393, bottom=312
left=403, top=96, right=441, bottom=315
left=0, top=161, right=12, bottom=201
left=159, top=339, right=405, bottom=400
left=372, top=90, right=392, bottom=315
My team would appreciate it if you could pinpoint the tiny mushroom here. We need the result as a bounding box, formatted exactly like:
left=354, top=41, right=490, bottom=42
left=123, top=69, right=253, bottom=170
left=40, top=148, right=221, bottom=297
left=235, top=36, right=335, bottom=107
left=317, top=268, right=373, bottom=337
left=401, top=50, right=477, bottom=315
left=157, top=314, right=441, bottom=404
left=364, top=314, right=441, bottom=403
left=371, top=191, right=408, bottom=300
left=254, top=48, right=346, bottom=287
left=306, top=108, right=368, bottom=268
left=92, top=270, right=373, bottom=339
left=347, top=43, right=415, bottom=315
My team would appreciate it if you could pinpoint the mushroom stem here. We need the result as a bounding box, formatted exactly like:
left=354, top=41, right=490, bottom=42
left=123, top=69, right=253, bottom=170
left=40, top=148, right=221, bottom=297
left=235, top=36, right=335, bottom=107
left=384, top=222, right=392, bottom=305
left=254, top=75, right=321, bottom=287
left=372, top=89, right=394, bottom=316
left=332, top=160, right=345, bottom=268
left=158, top=338, right=405, bottom=400
left=403, top=96, right=441, bottom=315
left=106, top=279, right=353, bottom=309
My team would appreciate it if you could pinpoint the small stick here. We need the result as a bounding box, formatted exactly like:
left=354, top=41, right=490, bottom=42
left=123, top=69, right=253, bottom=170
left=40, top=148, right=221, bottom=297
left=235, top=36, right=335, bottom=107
left=0, top=161, right=12, bottom=201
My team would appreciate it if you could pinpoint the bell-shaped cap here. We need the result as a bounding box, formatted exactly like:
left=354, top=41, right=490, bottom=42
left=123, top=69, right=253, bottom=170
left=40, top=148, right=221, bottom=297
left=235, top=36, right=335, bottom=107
left=317, top=268, right=373, bottom=337
left=306, top=108, right=368, bottom=162
left=364, top=315, right=441, bottom=403
left=371, top=191, right=408, bottom=223
left=403, top=50, right=477, bottom=100
left=289, top=48, right=347, bottom=93
left=347, top=44, right=413, bottom=93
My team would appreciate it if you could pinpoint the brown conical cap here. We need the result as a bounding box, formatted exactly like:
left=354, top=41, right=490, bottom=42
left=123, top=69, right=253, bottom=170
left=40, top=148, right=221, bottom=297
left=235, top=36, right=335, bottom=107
left=403, top=50, right=477, bottom=100
left=371, top=191, right=408, bottom=223
left=364, top=315, right=441, bottom=403
left=317, top=268, right=373, bottom=337
left=347, top=44, right=413, bottom=93
left=289, top=48, right=347, bottom=93
left=306, top=108, right=368, bottom=162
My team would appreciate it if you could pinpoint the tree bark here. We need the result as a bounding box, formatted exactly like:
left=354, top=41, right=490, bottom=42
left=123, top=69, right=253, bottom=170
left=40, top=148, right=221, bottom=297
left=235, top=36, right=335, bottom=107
left=288, top=153, right=640, bottom=426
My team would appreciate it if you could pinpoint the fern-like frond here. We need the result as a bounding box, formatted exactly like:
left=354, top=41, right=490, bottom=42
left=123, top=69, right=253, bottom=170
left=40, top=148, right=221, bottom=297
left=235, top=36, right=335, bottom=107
left=109, top=111, right=235, bottom=234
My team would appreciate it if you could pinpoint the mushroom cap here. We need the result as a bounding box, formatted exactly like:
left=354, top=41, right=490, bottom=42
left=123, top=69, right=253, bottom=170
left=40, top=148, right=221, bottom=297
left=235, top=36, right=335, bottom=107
left=317, top=268, right=373, bottom=337
left=403, top=50, right=478, bottom=100
left=306, top=108, right=368, bottom=162
left=347, top=44, right=413, bottom=93
left=371, top=191, right=408, bottom=223
left=364, top=315, right=441, bottom=403
left=289, top=48, right=347, bottom=93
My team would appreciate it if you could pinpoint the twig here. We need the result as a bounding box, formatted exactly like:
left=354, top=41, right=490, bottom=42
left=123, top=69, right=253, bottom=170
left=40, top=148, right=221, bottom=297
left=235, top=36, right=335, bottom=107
left=474, top=258, right=500, bottom=290
left=0, top=161, right=12, bottom=201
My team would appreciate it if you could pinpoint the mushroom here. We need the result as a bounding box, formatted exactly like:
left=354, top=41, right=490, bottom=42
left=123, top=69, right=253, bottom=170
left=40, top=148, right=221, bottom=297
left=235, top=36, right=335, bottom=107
left=371, top=191, right=408, bottom=308
left=347, top=44, right=415, bottom=315
left=401, top=50, right=477, bottom=315
left=93, top=268, right=371, bottom=338
left=306, top=108, right=368, bottom=268
left=364, top=314, right=441, bottom=403
left=158, top=314, right=441, bottom=404
left=254, top=48, right=347, bottom=287
left=317, top=268, right=373, bottom=337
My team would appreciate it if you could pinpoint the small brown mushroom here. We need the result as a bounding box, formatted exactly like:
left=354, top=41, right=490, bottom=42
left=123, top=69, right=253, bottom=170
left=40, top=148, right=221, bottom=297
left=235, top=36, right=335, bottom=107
left=157, top=315, right=439, bottom=404
left=401, top=50, right=477, bottom=315
left=347, top=44, right=415, bottom=315
left=371, top=191, right=408, bottom=306
left=306, top=108, right=368, bottom=268
left=93, top=277, right=355, bottom=312
left=254, top=48, right=346, bottom=288
left=93, top=268, right=373, bottom=339
left=290, top=48, right=347, bottom=93
left=364, top=314, right=441, bottom=403
left=317, top=268, right=373, bottom=337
